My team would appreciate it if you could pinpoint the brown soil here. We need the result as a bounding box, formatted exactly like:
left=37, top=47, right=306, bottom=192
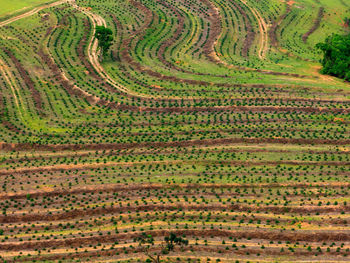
left=269, top=6, right=291, bottom=48
left=230, top=1, right=256, bottom=58
left=1, top=229, right=350, bottom=252
left=1, top=180, right=349, bottom=200
left=0, top=158, right=348, bottom=176
left=0, top=136, right=349, bottom=152
left=6, top=244, right=350, bottom=262
left=2, top=48, right=43, bottom=112
left=302, top=7, right=324, bottom=43
left=1, top=200, right=349, bottom=224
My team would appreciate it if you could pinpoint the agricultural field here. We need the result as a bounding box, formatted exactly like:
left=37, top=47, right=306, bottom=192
left=0, top=0, right=56, bottom=20
left=0, top=0, right=349, bottom=262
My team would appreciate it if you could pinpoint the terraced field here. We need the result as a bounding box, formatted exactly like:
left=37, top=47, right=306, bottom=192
left=0, top=0, right=350, bottom=262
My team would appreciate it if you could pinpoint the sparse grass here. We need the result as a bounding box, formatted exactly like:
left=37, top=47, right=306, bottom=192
left=0, top=0, right=55, bottom=19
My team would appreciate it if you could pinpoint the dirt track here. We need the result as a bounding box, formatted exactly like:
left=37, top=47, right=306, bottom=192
left=0, top=0, right=67, bottom=28
left=240, top=0, right=268, bottom=59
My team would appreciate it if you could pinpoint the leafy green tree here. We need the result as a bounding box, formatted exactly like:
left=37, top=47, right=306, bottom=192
left=344, top=17, right=350, bottom=27
left=316, top=34, right=350, bottom=81
left=135, top=232, right=188, bottom=263
left=95, top=26, right=113, bottom=58
left=164, top=233, right=189, bottom=252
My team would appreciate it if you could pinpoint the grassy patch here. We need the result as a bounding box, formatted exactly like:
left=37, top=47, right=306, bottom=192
left=0, top=0, right=54, bottom=19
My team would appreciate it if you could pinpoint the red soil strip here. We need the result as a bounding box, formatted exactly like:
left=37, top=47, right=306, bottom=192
left=102, top=104, right=350, bottom=114
left=156, top=2, right=187, bottom=70
left=302, top=7, right=324, bottom=43
left=1, top=201, right=349, bottom=224
left=0, top=137, right=349, bottom=152
left=6, top=244, right=349, bottom=262
left=1, top=145, right=346, bottom=166
left=230, top=0, right=256, bottom=57
left=1, top=229, right=349, bottom=251
left=0, top=95, right=23, bottom=134
left=0, top=158, right=348, bottom=176
left=200, top=0, right=221, bottom=63
left=120, top=0, right=153, bottom=63
left=269, top=6, right=291, bottom=48
left=2, top=181, right=349, bottom=200
left=2, top=48, right=43, bottom=112
left=77, top=19, right=99, bottom=80
left=37, top=48, right=99, bottom=105
left=1, top=120, right=23, bottom=134
left=3, top=207, right=346, bottom=236
left=110, top=13, right=122, bottom=62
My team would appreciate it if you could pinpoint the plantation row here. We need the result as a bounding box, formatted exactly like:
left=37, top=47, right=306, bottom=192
left=0, top=142, right=349, bottom=261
